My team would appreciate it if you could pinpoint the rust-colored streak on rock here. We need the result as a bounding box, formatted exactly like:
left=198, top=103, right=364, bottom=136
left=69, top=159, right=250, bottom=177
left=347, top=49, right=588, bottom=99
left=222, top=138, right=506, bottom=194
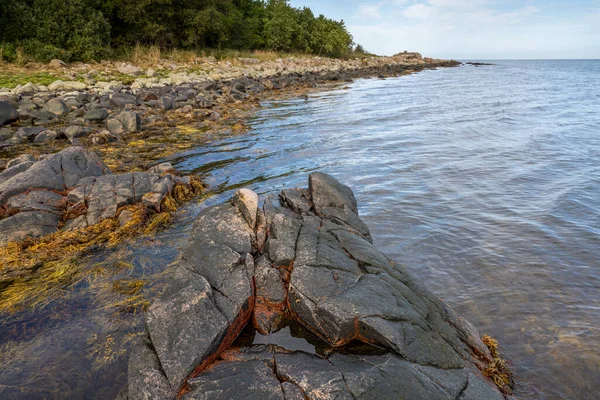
left=177, top=281, right=256, bottom=399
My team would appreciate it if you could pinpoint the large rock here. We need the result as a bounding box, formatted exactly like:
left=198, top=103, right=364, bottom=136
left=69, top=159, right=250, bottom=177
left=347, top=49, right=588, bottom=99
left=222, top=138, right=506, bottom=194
left=0, top=147, right=109, bottom=245
left=124, top=173, right=509, bottom=400
left=110, top=93, right=138, bottom=108
left=0, top=101, right=19, bottom=126
left=42, top=98, right=69, bottom=116
left=107, top=111, right=142, bottom=134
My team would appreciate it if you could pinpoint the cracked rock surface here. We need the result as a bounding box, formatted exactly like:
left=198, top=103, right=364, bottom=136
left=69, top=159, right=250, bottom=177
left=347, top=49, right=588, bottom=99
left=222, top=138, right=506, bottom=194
left=124, top=173, right=509, bottom=400
left=0, top=146, right=193, bottom=246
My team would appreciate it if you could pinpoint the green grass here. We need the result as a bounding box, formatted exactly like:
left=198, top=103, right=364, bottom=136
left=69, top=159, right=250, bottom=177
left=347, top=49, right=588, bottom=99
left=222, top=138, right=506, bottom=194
left=0, top=71, right=65, bottom=89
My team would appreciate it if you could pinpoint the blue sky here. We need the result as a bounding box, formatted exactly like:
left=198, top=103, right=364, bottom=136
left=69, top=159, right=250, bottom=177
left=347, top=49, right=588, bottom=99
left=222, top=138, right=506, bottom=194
left=289, top=0, right=600, bottom=59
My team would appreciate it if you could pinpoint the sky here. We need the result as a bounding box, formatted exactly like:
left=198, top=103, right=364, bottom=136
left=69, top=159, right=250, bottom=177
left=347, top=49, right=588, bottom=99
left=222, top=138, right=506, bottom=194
left=289, top=0, right=600, bottom=59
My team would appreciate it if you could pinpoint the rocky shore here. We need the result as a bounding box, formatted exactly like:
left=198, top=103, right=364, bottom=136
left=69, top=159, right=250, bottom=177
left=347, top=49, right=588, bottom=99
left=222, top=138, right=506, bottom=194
left=0, top=53, right=459, bottom=271
left=0, top=53, right=459, bottom=165
left=121, top=173, right=512, bottom=400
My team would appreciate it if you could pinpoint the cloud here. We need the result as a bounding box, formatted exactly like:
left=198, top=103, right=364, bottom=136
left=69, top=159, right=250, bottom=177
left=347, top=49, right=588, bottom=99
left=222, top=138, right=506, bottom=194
left=349, top=1, right=599, bottom=58
left=403, top=4, right=435, bottom=19
left=359, top=5, right=382, bottom=19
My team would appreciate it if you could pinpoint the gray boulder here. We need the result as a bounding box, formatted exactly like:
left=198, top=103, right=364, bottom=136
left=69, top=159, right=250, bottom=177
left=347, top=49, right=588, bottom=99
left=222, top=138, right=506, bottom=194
left=42, top=98, right=69, bottom=116
left=64, top=126, right=89, bottom=139
left=110, top=93, right=137, bottom=108
left=84, top=108, right=109, bottom=121
left=0, top=149, right=107, bottom=241
left=15, top=127, right=45, bottom=141
left=34, top=130, right=58, bottom=143
left=107, top=112, right=142, bottom=134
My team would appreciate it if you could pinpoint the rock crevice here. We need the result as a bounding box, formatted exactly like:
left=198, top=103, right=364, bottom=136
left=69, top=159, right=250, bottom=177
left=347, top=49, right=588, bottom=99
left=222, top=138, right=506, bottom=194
left=124, top=173, right=510, bottom=400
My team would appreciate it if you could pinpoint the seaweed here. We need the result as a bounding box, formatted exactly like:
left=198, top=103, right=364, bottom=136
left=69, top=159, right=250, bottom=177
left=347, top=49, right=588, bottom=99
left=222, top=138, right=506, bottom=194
left=482, top=334, right=515, bottom=395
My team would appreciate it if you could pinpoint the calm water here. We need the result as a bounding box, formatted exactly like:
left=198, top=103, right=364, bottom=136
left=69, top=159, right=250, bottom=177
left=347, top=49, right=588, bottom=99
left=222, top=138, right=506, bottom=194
left=2, top=60, right=600, bottom=399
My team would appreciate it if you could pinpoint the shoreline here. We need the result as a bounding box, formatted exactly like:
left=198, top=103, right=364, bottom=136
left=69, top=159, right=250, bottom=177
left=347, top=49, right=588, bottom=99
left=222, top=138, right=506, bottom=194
left=0, top=54, right=460, bottom=310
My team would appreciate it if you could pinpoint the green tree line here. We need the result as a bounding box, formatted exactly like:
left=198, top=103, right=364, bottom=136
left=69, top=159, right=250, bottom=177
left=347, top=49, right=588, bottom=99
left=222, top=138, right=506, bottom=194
left=0, top=0, right=357, bottom=62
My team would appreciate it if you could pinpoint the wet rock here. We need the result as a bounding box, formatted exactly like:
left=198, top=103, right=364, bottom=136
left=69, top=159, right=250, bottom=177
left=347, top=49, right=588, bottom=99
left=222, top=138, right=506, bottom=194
left=183, top=359, right=284, bottom=400
left=0, top=147, right=108, bottom=206
left=42, top=98, right=69, bottom=116
left=127, top=334, right=172, bottom=400
left=124, top=172, right=507, bottom=399
left=253, top=255, right=287, bottom=334
left=145, top=267, right=230, bottom=391
left=0, top=211, right=60, bottom=245
left=84, top=108, right=109, bottom=121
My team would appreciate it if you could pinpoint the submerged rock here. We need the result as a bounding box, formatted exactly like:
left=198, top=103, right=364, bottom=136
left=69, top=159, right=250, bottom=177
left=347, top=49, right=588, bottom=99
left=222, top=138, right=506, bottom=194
left=122, top=173, right=509, bottom=400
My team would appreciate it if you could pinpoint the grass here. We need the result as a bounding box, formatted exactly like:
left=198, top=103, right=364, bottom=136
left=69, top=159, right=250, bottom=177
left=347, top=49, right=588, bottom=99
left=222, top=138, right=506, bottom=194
left=482, top=335, right=515, bottom=395
left=0, top=70, right=65, bottom=89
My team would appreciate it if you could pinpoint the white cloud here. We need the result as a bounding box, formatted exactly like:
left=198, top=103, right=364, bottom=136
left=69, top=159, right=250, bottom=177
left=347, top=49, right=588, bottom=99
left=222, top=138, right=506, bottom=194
left=403, top=4, right=435, bottom=19
left=359, top=5, right=382, bottom=19
left=349, top=2, right=599, bottom=59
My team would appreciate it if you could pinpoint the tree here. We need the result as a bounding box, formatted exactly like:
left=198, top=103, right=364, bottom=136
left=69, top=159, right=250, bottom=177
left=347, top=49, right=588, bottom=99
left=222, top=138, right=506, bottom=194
left=264, top=0, right=298, bottom=51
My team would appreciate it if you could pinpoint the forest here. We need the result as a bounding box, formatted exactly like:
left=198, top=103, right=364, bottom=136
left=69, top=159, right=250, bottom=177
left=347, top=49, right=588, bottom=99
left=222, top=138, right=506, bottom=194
left=0, top=0, right=357, bottom=63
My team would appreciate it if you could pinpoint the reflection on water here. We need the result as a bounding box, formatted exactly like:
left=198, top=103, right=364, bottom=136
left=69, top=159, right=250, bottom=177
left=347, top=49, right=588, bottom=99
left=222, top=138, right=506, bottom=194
left=2, top=60, right=600, bottom=399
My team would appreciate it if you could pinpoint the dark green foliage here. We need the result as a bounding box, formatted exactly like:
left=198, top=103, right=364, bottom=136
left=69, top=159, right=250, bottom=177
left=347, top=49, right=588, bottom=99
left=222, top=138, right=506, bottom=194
left=0, top=0, right=355, bottom=62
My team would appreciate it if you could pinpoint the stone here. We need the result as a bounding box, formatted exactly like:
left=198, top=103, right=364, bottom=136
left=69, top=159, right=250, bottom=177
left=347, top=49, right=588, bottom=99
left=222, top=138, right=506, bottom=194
left=158, top=96, right=174, bottom=110
left=13, top=82, right=36, bottom=95
left=48, top=59, right=66, bottom=68
left=6, top=154, right=35, bottom=169
left=14, top=127, right=42, bottom=141
left=0, top=147, right=108, bottom=206
left=124, top=175, right=508, bottom=400
left=137, top=90, right=158, bottom=102
left=84, top=108, right=109, bottom=121
left=64, top=126, right=88, bottom=139
left=34, top=129, right=58, bottom=143
left=232, top=188, right=258, bottom=228
left=127, top=334, right=172, bottom=400
left=0, top=161, right=36, bottom=184
left=120, top=111, right=142, bottom=133
left=110, top=93, right=137, bottom=108
left=107, top=112, right=141, bottom=134
left=0, top=101, right=19, bottom=126
left=0, top=127, right=12, bottom=141
left=117, top=64, right=143, bottom=76
left=42, top=98, right=69, bottom=116
left=0, top=211, right=60, bottom=245
left=145, top=268, right=230, bottom=390
left=48, top=80, right=88, bottom=91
